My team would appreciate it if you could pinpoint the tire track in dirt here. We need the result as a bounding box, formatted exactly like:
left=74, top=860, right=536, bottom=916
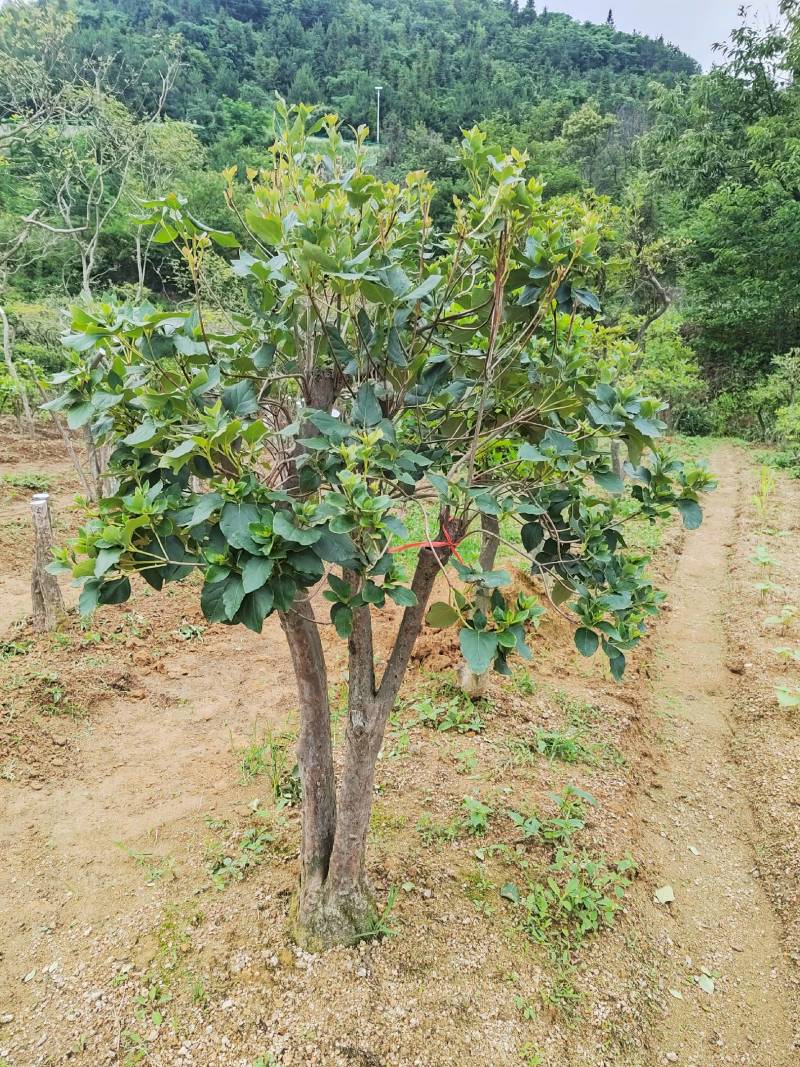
left=643, top=445, right=796, bottom=1066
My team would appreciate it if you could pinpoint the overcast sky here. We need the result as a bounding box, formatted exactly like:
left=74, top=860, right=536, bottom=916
left=544, top=2, right=781, bottom=69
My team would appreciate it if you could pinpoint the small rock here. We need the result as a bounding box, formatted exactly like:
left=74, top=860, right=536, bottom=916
left=0, top=1013, right=14, bottom=1025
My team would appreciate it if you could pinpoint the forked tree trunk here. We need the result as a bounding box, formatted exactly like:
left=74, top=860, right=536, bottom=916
left=458, top=512, right=500, bottom=699
left=282, top=542, right=448, bottom=949
left=30, top=493, right=66, bottom=632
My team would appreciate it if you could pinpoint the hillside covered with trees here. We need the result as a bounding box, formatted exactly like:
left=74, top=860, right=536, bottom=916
left=1, top=0, right=799, bottom=452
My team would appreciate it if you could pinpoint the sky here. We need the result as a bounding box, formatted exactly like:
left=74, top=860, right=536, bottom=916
left=544, top=2, right=781, bottom=69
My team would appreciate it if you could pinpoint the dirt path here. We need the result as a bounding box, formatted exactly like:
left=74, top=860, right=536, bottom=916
left=643, top=445, right=796, bottom=1066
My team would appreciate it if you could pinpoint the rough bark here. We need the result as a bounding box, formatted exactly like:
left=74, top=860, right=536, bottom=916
left=458, top=512, right=500, bottom=699
left=30, top=493, right=66, bottom=632
left=279, top=592, right=337, bottom=934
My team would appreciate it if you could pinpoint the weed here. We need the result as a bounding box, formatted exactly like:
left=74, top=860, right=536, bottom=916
left=752, top=465, right=777, bottom=525
left=206, top=827, right=274, bottom=889
left=455, top=748, right=478, bottom=775
left=0, top=639, right=32, bottom=661
left=189, top=976, right=208, bottom=1007
left=369, top=802, right=407, bottom=841
left=234, top=724, right=301, bottom=806
left=2, top=471, right=54, bottom=492
left=543, top=966, right=584, bottom=1011
left=507, top=786, right=596, bottom=848
left=519, top=1043, right=545, bottom=1066
left=511, top=672, right=537, bottom=696
left=253, top=1056, right=279, bottom=1067
left=513, top=994, right=537, bottom=1021
left=552, top=689, right=601, bottom=729
left=415, top=812, right=459, bottom=846
left=31, top=670, right=85, bottom=718
left=464, top=865, right=497, bottom=915
left=533, top=728, right=596, bottom=764
left=176, top=622, right=205, bottom=641
left=518, top=851, right=635, bottom=952
left=754, top=579, right=784, bottom=599
left=116, top=843, right=176, bottom=883
left=413, top=694, right=485, bottom=734
left=461, top=795, right=494, bottom=834
left=353, top=886, right=399, bottom=942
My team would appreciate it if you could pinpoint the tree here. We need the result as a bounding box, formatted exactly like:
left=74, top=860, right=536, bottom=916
left=49, top=103, right=712, bottom=948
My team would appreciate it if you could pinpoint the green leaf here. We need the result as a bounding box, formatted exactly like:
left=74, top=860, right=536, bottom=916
left=426, top=601, right=460, bottom=628
left=242, top=555, right=273, bottom=594
left=574, top=627, right=599, bottom=657
left=405, top=274, right=442, bottom=303
left=123, top=420, right=158, bottom=447
left=353, top=382, right=382, bottom=426
left=220, top=501, right=262, bottom=553
left=201, top=575, right=234, bottom=623
left=500, top=882, right=520, bottom=904
left=78, top=579, right=101, bottom=616
left=234, top=586, right=274, bottom=633
left=98, top=576, right=131, bottom=605
left=273, top=511, right=322, bottom=545
left=245, top=209, right=282, bottom=244
left=222, top=380, right=258, bottom=418
left=594, top=470, right=624, bottom=494
left=66, top=402, right=94, bottom=430
left=459, top=628, right=499, bottom=674
left=307, top=410, right=352, bottom=441
left=386, top=585, right=418, bottom=608
left=387, top=326, right=408, bottom=367
left=331, top=601, right=353, bottom=638
left=676, top=498, right=702, bottom=530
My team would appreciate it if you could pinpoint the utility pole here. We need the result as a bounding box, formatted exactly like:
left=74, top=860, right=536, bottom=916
left=375, top=85, right=383, bottom=146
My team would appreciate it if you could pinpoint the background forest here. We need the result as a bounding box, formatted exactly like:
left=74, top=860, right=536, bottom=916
left=1, top=0, right=799, bottom=464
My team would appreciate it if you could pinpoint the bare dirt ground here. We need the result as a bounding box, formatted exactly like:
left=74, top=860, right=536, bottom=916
left=1, top=430, right=798, bottom=1067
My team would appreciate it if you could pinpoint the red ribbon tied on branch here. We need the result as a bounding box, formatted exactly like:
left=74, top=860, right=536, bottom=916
left=388, top=527, right=466, bottom=565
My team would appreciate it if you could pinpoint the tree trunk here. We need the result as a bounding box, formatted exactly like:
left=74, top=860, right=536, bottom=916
left=0, top=305, right=34, bottom=434
left=286, top=540, right=450, bottom=949
left=30, top=493, right=66, bottom=632
left=84, top=429, right=119, bottom=499
left=458, top=512, right=500, bottom=699
left=278, top=592, right=337, bottom=934
left=610, top=441, right=623, bottom=482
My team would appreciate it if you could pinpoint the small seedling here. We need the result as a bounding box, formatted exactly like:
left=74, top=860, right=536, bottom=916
left=749, top=544, right=778, bottom=570
left=455, top=748, right=478, bottom=775
left=764, top=604, right=798, bottom=635
left=461, top=795, right=494, bottom=835
left=773, top=646, right=800, bottom=664
left=777, top=685, right=800, bottom=708
left=176, top=622, right=205, bottom=641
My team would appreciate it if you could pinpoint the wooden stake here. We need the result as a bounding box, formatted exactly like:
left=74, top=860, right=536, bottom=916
left=30, top=493, right=66, bottom=632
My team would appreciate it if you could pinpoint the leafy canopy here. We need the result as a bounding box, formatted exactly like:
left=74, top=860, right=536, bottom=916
left=48, top=100, right=713, bottom=680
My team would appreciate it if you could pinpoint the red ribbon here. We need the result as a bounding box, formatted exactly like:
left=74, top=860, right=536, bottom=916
left=388, top=528, right=466, bottom=565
